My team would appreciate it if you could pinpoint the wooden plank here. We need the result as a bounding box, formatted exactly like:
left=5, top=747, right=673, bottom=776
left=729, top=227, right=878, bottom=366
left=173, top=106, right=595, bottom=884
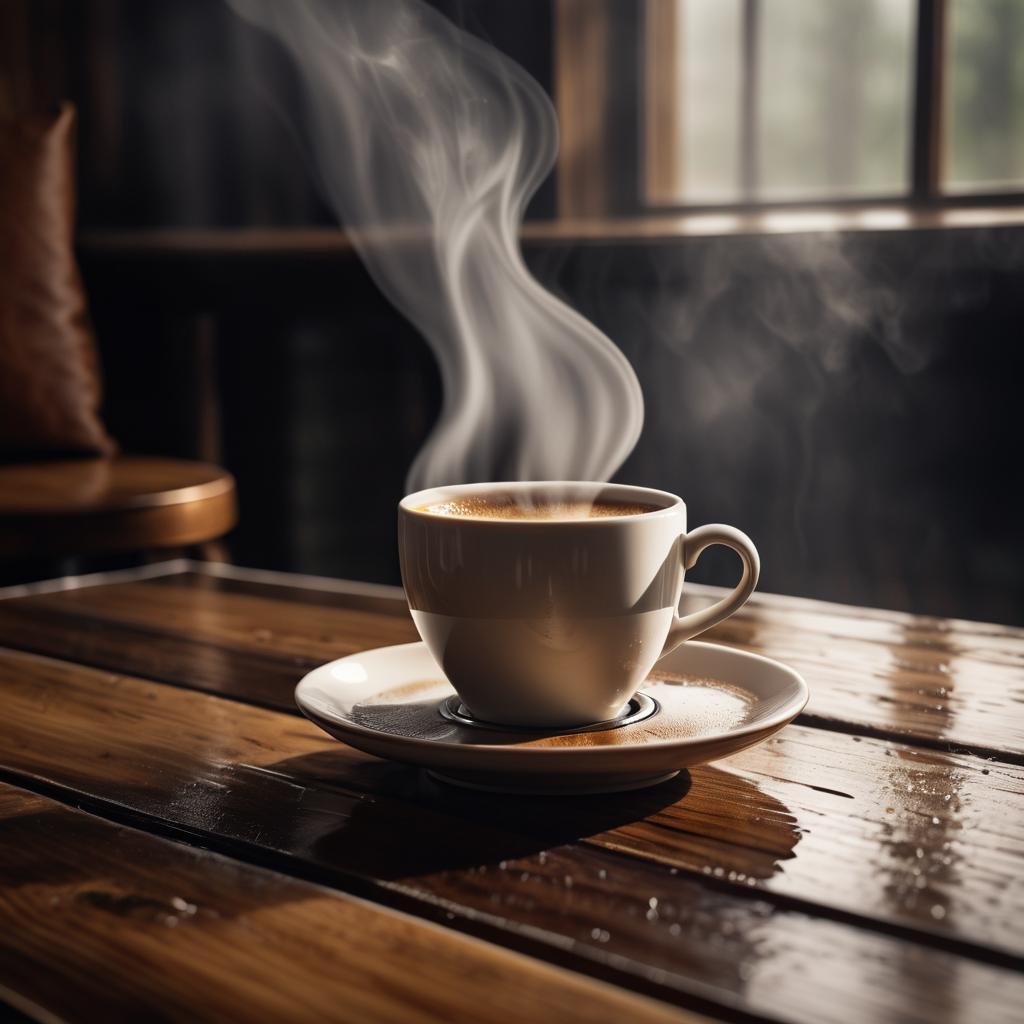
left=0, top=783, right=695, bottom=1024
left=0, top=576, right=418, bottom=709
left=9, top=578, right=417, bottom=660
left=642, top=0, right=684, bottom=205
left=708, top=590, right=1024, bottom=759
left=0, top=647, right=1021, bottom=1024
left=1, top=568, right=1020, bottom=758
left=554, top=0, right=613, bottom=218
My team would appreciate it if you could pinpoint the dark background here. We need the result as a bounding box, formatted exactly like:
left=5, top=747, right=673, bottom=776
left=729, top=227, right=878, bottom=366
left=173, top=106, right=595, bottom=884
left=11, top=0, right=1023, bottom=623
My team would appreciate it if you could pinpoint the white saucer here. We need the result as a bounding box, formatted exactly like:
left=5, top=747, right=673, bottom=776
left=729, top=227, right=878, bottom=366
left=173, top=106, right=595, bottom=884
left=295, top=641, right=808, bottom=795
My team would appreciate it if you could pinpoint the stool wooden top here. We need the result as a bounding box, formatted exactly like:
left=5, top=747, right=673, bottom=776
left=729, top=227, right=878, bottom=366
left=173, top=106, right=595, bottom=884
left=0, top=456, right=237, bottom=557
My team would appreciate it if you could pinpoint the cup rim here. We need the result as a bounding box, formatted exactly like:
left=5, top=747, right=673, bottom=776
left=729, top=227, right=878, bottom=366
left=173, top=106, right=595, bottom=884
left=399, top=481, right=685, bottom=525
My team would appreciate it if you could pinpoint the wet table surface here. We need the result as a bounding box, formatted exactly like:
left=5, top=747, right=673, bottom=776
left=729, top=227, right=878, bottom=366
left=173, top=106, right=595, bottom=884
left=0, top=560, right=1021, bottom=1024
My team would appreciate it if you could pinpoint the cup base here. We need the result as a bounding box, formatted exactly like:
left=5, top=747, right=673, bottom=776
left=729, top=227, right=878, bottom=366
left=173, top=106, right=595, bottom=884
left=438, top=692, right=660, bottom=734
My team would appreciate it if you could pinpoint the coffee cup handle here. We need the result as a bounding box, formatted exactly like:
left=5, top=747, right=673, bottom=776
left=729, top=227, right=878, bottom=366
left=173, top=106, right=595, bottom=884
left=661, top=524, right=760, bottom=657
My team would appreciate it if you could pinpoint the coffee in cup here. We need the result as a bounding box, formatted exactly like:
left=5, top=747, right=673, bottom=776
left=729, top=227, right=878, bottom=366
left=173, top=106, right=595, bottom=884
left=416, top=495, right=661, bottom=520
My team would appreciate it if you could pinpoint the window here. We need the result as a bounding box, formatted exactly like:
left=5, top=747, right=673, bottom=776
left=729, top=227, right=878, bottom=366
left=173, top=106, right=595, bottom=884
left=557, top=0, right=1024, bottom=217
left=648, top=0, right=916, bottom=204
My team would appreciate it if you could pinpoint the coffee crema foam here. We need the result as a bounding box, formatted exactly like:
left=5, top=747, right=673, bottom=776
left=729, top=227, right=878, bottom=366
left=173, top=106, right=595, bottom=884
left=417, top=497, right=663, bottom=521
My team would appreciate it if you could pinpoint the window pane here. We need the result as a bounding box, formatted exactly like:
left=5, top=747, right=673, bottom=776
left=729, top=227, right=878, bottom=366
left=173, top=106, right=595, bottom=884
left=756, top=0, right=915, bottom=200
left=653, top=0, right=915, bottom=205
left=678, top=0, right=743, bottom=203
left=945, top=0, right=1024, bottom=193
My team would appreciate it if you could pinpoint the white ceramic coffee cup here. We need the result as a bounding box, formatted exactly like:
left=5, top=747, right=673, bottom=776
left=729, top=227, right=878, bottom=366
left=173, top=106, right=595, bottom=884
left=398, top=482, right=759, bottom=728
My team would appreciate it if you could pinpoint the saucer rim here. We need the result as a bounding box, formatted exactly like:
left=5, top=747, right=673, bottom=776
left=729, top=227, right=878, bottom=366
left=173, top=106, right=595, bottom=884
left=295, top=639, right=809, bottom=758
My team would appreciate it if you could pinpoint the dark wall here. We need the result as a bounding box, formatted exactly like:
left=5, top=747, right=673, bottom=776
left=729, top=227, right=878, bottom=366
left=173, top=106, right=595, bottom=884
left=532, top=229, right=1024, bottom=622
left=12, top=0, right=1022, bottom=622
left=23, top=0, right=557, bottom=228
left=83, top=223, right=1024, bottom=624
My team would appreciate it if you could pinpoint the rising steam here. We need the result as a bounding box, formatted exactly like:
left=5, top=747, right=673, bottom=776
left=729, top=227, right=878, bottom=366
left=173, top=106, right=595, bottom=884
left=227, top=0, right=643, bottom=490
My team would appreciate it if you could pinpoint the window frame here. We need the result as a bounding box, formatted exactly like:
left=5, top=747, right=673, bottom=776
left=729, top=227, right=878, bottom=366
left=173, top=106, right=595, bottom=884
left=557, top=0, right=1024, bottom=219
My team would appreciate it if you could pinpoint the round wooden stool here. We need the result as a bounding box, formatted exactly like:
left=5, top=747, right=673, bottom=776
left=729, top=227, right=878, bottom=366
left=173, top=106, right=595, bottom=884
left=0, top=456, right=237, bottom=559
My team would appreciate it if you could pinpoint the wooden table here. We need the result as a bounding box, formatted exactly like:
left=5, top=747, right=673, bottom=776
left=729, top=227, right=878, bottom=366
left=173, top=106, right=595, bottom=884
left=0, top=561, right=1021, bottom=1024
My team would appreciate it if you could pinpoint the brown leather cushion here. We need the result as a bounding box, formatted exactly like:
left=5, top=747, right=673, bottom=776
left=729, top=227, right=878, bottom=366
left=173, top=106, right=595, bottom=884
left=0, top=104, right=115, bottom=457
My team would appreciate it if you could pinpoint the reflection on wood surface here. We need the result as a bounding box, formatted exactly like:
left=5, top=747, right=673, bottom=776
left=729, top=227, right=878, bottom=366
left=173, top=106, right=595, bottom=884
left=0, top=563, right=1021, bottom=1024
left=0, top=783, right=695, bottom=1024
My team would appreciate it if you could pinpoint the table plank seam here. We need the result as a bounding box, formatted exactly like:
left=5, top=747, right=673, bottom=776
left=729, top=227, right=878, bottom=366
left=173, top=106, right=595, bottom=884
left=796, top=712, right=1021, bottom=767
